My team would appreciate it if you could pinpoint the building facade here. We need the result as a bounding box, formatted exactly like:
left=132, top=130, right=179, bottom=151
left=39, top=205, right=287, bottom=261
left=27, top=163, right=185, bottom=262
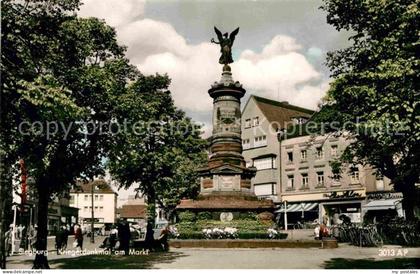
left=241, top=95, right=314, bottom=202
left=278, top=132, right=399, bottom=227
left=70, top=179, right=118, bottom=230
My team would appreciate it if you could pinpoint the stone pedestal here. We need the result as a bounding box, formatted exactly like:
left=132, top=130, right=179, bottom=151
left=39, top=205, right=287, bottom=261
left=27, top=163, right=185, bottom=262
left=177, top=66, right=274, bottom=218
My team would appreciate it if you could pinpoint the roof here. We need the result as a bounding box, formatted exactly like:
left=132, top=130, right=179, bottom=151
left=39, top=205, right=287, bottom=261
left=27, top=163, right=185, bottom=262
left=118, top=204, right=147, bottom=218
left=248, top=95, right=315, bottom=131
left=70, top=179, right=117, bottom=195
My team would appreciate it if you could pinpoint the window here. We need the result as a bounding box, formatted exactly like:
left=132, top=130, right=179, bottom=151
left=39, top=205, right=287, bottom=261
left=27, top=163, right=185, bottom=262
left=99, top=195, right=104, bottom=201
left=317, top=171, right=325, bottom=186
left=94, top=206, right=98, bottom=212
left=316, top=147, right=324, bottom=159
left=331, top=145, right=338, bottom=157
left=376, top=175, right=385, bottom=191
left=254, top=183, right=276, bottom=196
left=94, top=195, right=98, bottom=201
left=300, top=150, right=307, bottom=161
left=301, top=173, right=309, bottom=188
left=253, top=117, right=259, bottom=127
left=253, top=157, right=275, bottom=170
left=84, top=206, right=88, bottom=212
left=287, top=151, right=293, bottom=163
left=99, top=206, right=104, bottom=212
left=245, top=119, right=251, bottom=128
left=287, top=175, right=294, bottom=189
left=242, top=139, right=250, bottom=150
left=350, top=168, right=360, bottom=184
left=84, top=195, right=88, bottom=201
left=70, top=195, right=74, bottom=203
left=254, top=135, right=267, bottom=147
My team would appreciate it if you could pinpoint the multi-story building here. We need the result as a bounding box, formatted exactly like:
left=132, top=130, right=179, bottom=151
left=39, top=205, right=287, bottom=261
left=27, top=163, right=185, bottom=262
left=278, top=131, right=401, bottom=227
left=241, top=95, right=314, bottom=202
left=70, top=179, right=118, bottom=231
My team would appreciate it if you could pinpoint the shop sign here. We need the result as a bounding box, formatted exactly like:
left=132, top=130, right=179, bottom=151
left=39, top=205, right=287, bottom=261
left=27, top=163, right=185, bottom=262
left=324, top=190, right=362, bottom=200
left=367, top=192, right=403, bottom=200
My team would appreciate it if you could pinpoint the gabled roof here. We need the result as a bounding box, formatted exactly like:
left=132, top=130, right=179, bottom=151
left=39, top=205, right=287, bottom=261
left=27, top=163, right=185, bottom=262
left=118, top=204, right=147, bottom=219
left=244, top=95, right=315, bottom=131
left=71, top=179, right=117, bottom=195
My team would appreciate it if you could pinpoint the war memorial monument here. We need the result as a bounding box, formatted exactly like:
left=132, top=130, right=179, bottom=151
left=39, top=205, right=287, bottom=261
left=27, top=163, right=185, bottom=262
left=177, top=27, right=274, bottom=221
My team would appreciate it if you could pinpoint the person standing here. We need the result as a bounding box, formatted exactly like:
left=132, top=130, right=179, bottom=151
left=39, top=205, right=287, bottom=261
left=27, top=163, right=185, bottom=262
left=4, top=225, right=13, bottom=256
left=55, top=227, right=64, bottom=254
left=108, top=225, right=118, bottom=252
left=74, top=224, right=83, bottom=250
left=118, top=219, right=131, bottom=255
left=27, top=225, right=37, bottom=251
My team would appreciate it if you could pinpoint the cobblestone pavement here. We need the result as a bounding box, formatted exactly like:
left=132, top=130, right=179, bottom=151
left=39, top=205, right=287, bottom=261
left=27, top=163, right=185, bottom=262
left=5, top=240, right=420, bottom=269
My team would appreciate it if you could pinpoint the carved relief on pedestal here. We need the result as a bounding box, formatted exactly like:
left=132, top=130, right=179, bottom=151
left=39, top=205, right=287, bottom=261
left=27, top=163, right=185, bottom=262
left=213, top=175, right=240, bottom=191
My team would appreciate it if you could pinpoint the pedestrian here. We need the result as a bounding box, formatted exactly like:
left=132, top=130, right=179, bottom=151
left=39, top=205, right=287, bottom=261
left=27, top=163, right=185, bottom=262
left=55, top=226, right=64, bottom=254
left=109, top=225, right=118, bottom=252
left=19, top=225, right=28, bottom=251
left=158, top=225, right=170, bottom=251
left=27, top=225, right=37, bottom=251
left=62, top=226, right=69, bottom=250
left=4, top=225, right=13, bottom=256
left=74, top=224, right=83, bottom=250
left=118, top=219, right=131, bottom=255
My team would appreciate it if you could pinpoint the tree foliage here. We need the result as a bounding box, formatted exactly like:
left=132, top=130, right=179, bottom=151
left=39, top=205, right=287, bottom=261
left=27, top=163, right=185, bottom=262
left=318, top=0, right=420, bottom=219
left=107, top=74, right=207, bottom=247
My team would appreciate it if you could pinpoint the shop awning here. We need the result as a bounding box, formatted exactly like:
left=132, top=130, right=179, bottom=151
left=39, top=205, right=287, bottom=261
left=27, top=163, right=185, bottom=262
left=363, top=199, right=402, bottom=211
left=275, top=202, right=318, bottom=213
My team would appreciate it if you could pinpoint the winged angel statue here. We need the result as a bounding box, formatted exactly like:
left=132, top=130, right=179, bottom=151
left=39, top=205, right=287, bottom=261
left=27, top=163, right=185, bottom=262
left=211, top=26, right=240, bottom=65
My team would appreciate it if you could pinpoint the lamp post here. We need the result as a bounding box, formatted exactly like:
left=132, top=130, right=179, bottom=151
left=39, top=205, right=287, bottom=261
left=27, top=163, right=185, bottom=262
left=91, top=184, right=95, bottom=243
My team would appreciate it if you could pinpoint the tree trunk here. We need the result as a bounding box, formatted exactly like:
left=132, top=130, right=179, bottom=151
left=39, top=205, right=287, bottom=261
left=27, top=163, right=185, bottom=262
left=401, top=182, right=417, bottom=221
left=144, top=192, right=156, bottom=250
left=0, top=160, right=13, bottom=269
left=32, top=183, right=50, bottom=269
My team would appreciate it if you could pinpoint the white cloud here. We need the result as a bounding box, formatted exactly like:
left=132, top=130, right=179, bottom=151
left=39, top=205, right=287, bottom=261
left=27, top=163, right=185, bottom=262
left=78, top=3, right=328, bottom=128
left=78, top=0, right=145, bottom=27
left=120, top=23, right=327, bottom=114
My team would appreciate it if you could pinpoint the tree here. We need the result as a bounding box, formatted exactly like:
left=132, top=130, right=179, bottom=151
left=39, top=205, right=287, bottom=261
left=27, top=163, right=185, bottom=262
left=318, top=0, right=419, bottom=219
left=107, top=74, right=207, bottom=249
left=1, top=0, right=137, bottom=268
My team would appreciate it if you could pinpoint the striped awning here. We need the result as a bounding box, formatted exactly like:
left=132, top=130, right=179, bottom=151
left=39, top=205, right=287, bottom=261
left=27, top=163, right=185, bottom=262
left=275, top=202, right=318, bottom=213
left=363, top=199, right=402, bottom=211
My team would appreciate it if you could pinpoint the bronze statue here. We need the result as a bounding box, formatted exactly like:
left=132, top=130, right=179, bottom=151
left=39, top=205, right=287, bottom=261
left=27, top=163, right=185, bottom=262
left=211, top=26, right=240, bottom=66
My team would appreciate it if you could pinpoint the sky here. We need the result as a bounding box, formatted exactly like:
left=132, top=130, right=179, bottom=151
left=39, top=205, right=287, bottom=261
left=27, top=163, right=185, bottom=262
left=78, top=0, right=349, bottom=203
